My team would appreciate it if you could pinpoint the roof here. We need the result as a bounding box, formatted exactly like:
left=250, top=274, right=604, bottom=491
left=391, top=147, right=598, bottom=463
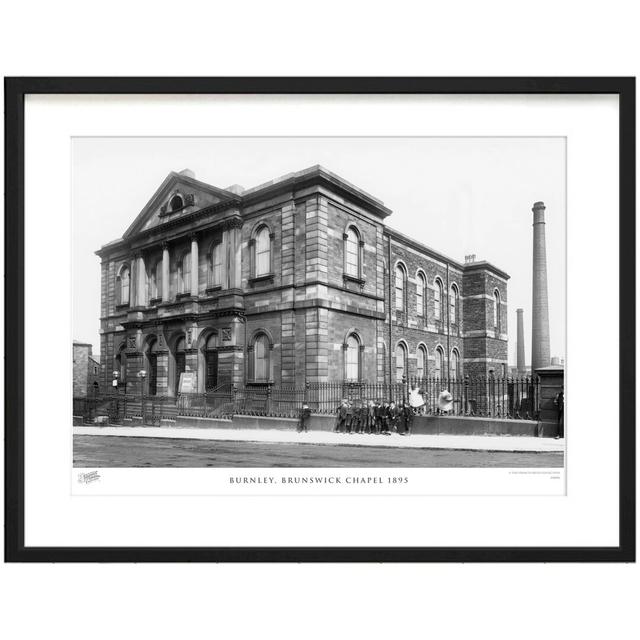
left=94, top=165, right=508, bottom=279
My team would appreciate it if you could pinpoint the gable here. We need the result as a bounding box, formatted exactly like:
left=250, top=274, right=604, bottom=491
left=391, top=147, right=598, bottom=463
left=123, top=171, right=237, bottom=239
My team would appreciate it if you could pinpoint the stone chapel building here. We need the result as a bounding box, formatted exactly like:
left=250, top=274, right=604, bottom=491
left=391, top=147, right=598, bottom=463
left=96, top=166, right=508, bottom=397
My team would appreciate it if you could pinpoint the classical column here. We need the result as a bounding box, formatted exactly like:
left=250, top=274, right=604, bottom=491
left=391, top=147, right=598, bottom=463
left=190, top=233, right=199, bottom=297
left=136, top=253, right=146, bottom=307
left=130, top=254, right=138, bottom=306
left=162, top=242, right=170, bottom=302
left=516, top=308, right=525, bottom=374
left=531, top=201, right=551, bottom=371
left=227, top=218, right=243, bottom=289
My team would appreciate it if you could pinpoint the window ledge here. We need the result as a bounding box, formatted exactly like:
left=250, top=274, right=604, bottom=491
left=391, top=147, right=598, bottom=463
left=176, top=292, right=194, bottom=300
left=343, top=273, right=366, bottom=287
left=148, top=297, right=162, bottom=306
left=246, top=380, right=274, bottom=386
left=249, top=273, right=275, bottom=285
left=115, top=303, right=130, bottom=310
left=205, top=285, right=223, bottom=295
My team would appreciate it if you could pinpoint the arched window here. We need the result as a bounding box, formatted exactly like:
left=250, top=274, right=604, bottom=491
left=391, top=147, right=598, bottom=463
left=416, top=272, right=426, bottom=317
left=395, top=342, right=407, bottom=382
left=395, top=263, right=406, bottom=311
left=210, top=241, right=223, bottom=287
left=170, top=194, right=183, bottom=212
left=434, top=278, right=443, bottom=321
left=450, top=348, right=460, bottom=381
left=179, top=252, right=191, bottom=294
left=344, top=226, right=360, bottom=278
left=254, top=226, right=271, bottom=277
left=116, top=266, right=130, bottom=306
left=435, top=346, right=444, bottom=379
left=416, top=345, right=427, bottom=380
left=450, top=284, right=459, bottom=325
left=252, top=333, right=271, bottom=382
left=493, top=289, right=501, bottom=331
left=344, top=333, right=361, bottom=381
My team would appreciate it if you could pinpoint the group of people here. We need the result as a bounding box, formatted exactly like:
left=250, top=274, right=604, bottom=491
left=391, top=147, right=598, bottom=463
left=334, top=399, right=415, bottom=436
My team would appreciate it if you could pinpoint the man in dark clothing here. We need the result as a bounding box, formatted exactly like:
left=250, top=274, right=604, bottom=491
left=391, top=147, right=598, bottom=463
left=554, top=390, right=564, bottom=439
left=403, top=402, right=413, bottom=435
left=367, top=401, right=376, bottom=434
left=351, top=402, right=361, bottom=433
left=298, top=403, right=311, bottom=433
left=335, top=400, right=348, bottom=433
left=358, top=403, right=368, bottom=434
left=374, top=401, right=383, bottom=434
left=345, top=400, right=354, bottom=434
left=388, top=402, right=399, bottom=433
left=382, top=402, right=391, bottom=434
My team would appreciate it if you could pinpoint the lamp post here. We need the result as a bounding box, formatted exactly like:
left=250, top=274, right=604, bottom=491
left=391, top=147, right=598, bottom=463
left=137, top=369, right=146, bottom=423
left=112, top=370, right=119, bottom=394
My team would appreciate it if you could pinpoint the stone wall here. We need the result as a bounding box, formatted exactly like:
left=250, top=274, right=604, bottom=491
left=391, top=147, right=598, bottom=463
left=97, top=171, right=509, bottom=395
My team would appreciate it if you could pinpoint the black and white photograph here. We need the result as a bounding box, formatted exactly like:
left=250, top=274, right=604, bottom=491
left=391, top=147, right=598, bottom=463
left=72, top=136, right=566, bottom=473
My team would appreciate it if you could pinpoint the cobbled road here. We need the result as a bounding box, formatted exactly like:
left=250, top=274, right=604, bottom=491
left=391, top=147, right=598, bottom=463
left=74, top=435, right=564, bottom=468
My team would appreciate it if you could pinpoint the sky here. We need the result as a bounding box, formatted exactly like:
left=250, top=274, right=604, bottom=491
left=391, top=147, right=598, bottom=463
left=72, top=136, right=566, bottom=366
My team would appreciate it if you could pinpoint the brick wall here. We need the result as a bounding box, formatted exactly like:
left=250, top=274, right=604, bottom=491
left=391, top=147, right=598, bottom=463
left=462, top=267, right=508, bottom=377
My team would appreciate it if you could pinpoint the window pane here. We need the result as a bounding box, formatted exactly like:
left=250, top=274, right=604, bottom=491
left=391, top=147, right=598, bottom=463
left=345, top=335, right=359, bottom=380
left=212, top=243, right=223, bottom=285
left=345, top=229, right=359, bottom=276
left=434, top=281, right=441, bottom=320
left=450, top=286, right=457, bottom=323
left=181, top=253, right=191, bottom=293
left=416, top=274, right=424, bottom=316
left=395, top=344, right=406, bottom=382
left=121, top=268, right=130, bottom=304
left=256, top=228, right=271, bottom=276
left=395, top=266, right=405, bottom=310
left=254, top=335, right=268, bottom=380
left=450, top=350, right=459, bottom=380
left=435, top=348, right=443, bottom=378
left=417, top=347, right=425, bottom=378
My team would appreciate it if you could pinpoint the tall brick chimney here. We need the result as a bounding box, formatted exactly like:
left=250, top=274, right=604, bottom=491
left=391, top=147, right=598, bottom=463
left=531, top=201, right=551, bottom=371
left=516, top=308, right=525, bottom=374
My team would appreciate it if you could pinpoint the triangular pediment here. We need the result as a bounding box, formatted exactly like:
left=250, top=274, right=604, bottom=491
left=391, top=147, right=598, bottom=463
left=123, top=171, right=238, bottom=239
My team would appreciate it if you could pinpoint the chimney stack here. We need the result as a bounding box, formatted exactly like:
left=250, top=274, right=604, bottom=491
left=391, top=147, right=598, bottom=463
left=531, top=201, right=551, bottom=371
left=516, top=308, right=525, bottom=374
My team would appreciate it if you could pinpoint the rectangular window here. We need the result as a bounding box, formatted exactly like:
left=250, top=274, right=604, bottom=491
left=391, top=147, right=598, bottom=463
left=211, top=243, right=223, bottom=286
left=434, top=285, right=441, bottom=320
left=416, top=282, right=424, bottom=316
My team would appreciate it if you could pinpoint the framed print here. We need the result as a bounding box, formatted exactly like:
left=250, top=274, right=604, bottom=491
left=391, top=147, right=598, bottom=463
left=4, top=77, right=635, bottom=562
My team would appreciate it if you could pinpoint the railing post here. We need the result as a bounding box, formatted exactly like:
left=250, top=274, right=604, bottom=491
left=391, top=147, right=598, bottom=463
left=266, top=384, right=272, bottom=415
left=232, top=383, right=238, bottom=414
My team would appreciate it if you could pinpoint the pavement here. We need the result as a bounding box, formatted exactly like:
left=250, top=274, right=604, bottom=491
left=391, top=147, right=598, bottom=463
left=73, top=425, right=565, bottom=453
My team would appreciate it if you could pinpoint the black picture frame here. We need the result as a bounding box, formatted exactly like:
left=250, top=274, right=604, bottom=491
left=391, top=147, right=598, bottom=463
left=4, top=77, right=635, bottom=563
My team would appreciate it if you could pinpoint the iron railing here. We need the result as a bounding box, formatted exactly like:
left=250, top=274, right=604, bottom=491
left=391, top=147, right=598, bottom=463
left=73, top=376, right=540, bottom=425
